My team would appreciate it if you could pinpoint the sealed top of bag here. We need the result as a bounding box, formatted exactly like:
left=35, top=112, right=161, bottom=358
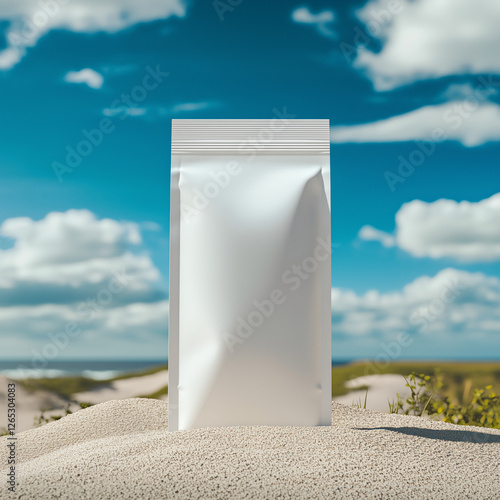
left=171, top=118, right=330, bottom=154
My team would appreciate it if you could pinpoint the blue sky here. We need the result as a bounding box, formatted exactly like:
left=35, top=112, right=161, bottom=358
left=1, top=0, right=500, bottom=361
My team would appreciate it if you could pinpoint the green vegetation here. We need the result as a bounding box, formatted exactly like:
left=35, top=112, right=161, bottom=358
left=331, top=361, right=500, bottom=404
left=351, top=388, right=369, bottom=410
left=11, top=361, right=500, bottom=431
left=138, top=384, right=168, bottom=399
left=34, top=402, right=94, bottom=427
left=18, top=364, right=168, bottom=400
left=108, top=364, right=168, bottom=381
left=390, top=372, right=500, bottom=429
left=20, top=376, right=106, bottom=399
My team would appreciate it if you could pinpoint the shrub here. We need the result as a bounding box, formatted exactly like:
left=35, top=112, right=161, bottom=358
left=391, top=372, right=500, bottom=429
left=34, top=402, right=93, bottom=427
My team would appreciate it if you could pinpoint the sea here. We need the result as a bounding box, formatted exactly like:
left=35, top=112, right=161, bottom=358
left=0, top=359, right=353, bottom=380
left=0, top=360, right=169, bottom=380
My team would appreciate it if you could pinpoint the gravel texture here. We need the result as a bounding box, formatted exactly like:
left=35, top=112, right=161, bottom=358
left=1, top=398, right=499, bottom=499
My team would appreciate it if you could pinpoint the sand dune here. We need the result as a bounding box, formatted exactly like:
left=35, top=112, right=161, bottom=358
left=1, top=398, right=499, bottom=499
left=0, top=370, right=169, bottom=433
left=0, top=375, right=80, bottom=433
left=334, top=374, right=413, bottom=412
left=73, top=369, right=168, bottom=404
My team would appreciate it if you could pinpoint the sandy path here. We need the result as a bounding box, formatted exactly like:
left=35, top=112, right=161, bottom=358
left=0, top=375, right=79, bottom=433
left=334, top=374, right=413, bottom=412
left=1, top=398, right=499, bottom=499
left=73, top=370, right=168, bottom=404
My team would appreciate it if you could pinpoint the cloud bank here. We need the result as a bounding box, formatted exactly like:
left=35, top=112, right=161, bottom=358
left=0, top=0, right=187, bottom=70
left=359, top=193, right=500, bottom=262
left=331, top=101, right=500, bottom=147
left=333, top=269, right=500, bottom=354
left=0, top=210, right=167, bottom=359
left=354, top=0, right=500, bottom=90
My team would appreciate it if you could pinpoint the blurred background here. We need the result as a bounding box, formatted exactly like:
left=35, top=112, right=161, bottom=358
left=0, top=0, right=499, bottom=429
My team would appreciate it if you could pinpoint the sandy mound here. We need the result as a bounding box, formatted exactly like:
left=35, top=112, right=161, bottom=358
left=1, top=399, right=499, bottom=499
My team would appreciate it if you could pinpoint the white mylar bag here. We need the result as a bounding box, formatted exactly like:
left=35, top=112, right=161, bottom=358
left=169, top=118, right=331, bottom=431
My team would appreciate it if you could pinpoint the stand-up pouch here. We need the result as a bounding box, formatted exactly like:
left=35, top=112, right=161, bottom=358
left=169, top=118, right=331, bottom=430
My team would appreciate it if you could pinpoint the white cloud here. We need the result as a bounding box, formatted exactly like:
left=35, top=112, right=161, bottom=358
left=103, top=101, right=220, bottom=120
left=0, top=209, right=168, bottom=359
left=171, top=101, right=216, bottom=113
left=140, top=221, right=162, bottom=232
left=440, top=83, right=498, bottom=102
left=0, top=0, right=187, bottom=70
left=396, top=194, right=500, bottom=262
left=104, top=300, right=168, bottom=332
left=0, top=209, right=164, bottom=304
left=0, top=47, right=23, bottom=69
left=103, top=106, right=148, bottom=118
left=291, top=6, right=336, bottom=38
left=354, top=0, right=500, bottom=90
left=330, top=101, right=500, bottom=147
left=359, top=225, right=395, bottom=248
left=64, top=68, right=104, bottom=89
left=333, top=269, right=500, bottom=348
left=360, top=193, right=500, bottom=262
left=0, top=300, right=169, bottom=359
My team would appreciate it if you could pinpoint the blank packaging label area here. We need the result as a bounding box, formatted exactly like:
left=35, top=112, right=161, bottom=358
left=169, top=119, right=331, bottom=431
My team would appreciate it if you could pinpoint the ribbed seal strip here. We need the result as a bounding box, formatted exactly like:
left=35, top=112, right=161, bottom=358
left=171, top=119, right=330, bottom=154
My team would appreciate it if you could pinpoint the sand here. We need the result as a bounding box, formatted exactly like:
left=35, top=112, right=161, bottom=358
left=0, top=370, right=169, bottom=433
left=334, top=374, right=413, bottom=412
left=0, top=376, right=80, bottom=433
left=73, top=370, right=168, bottom=404
left=1, top=398, right=499, bottom=499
